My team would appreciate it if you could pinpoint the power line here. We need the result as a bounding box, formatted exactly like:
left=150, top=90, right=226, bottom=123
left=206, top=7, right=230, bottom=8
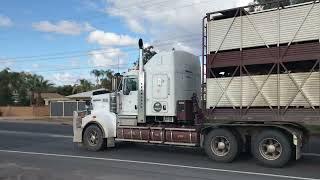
left=6, top=33, right=200, bottom=61
left=7, top=53, right=203, bottom=79
left=30, top=63, right=129, bottom=73
left=0, top=46, right=135, bottom=61
left=0, top=36, right=200, bottom=64
left=20, top=43, right=202, bottom=74
left=0, top=48, right=137, bottom=63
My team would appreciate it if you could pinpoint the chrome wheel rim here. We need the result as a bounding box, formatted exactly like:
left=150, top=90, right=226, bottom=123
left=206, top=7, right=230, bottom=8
left=210, top=136, right=230, bottom=156
left=87, top=129, right=99, bottom=146
left=259, top=138, right=282, bottom=160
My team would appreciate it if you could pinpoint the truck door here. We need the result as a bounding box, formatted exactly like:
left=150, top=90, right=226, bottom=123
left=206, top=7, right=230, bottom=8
left=119, top=76, right=138, bottom=115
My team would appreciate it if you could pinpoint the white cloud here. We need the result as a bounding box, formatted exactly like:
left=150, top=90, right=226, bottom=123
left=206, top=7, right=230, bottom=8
left=88, top=48, right=127, bottom=67
left=105, top=0, right=247, bottom=54
left=50, top=72, right=94, bottom=85
left=0, top=15, right=13, bottom=27
left=87, top=30, right=137, bottom=47
left=32, top=20, right=94, bottom=35
left=237, top=0, right=253, bottom=6
left=51, top=72, right=77, bottom=85
left=126, top=18, right=145, bottom=33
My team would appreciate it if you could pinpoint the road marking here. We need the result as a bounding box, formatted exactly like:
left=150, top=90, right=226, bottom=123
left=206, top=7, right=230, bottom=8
left=0, top=149, right=318, bottom=180
left=0, top=130, right=72, bottom=138
left=303, top=153, right=320, bottom=157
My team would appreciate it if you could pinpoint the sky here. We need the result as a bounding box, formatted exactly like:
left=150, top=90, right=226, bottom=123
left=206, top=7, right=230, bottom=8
left=0, top=0, right=252, bottom=86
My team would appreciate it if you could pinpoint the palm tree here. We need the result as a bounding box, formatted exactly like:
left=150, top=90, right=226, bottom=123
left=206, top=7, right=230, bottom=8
left=90, top=69, right=102, bottom=86
left=26, top=74, right=52, bottom=106
left=26, top=74, right=39, bottom=105
left=103, top=70, right=114, bottom=80
left=100, top=70, right=114, bottom=90
left=35, top=76, right=53, bottom=106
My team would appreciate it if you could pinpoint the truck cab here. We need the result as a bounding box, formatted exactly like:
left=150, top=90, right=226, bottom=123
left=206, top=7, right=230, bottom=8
left=119, top=70, right=139, bottom=116
left=73, top=46, right=201, bottom=148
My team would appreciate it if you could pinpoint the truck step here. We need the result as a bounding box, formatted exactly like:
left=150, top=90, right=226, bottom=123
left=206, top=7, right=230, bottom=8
left=118, top=115, right=137, bottom=126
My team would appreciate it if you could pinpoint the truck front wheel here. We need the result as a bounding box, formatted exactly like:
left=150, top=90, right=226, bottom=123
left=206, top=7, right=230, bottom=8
left=252, top=129, right=292, bottom=167
left=83, top=124, right=105, bottom=151
left=204, top=129, right=239, bottom=163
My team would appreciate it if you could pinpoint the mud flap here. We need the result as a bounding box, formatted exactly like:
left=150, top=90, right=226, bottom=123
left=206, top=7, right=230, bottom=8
left=106, top=137, right=115, bottom=148
left=293, top=134, right=303, bottom=160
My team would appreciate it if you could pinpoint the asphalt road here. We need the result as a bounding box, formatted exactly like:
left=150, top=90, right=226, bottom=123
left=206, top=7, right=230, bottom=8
left=0, top=121, right=319, bottom=180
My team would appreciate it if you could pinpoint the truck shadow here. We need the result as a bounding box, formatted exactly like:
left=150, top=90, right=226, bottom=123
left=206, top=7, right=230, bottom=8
left=109, top=141, right=320, bottom=169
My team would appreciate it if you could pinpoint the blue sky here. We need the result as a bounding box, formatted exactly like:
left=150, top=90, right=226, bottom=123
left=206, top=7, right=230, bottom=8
left=0, top=0, right=249, bottom=85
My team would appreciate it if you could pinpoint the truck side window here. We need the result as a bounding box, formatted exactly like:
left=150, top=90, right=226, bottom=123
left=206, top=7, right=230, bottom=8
left=123, top=77, right=138, bottom=95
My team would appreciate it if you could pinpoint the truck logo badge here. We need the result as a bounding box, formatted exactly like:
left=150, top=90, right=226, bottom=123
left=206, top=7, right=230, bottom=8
left=153, top=102, right=162, bottom=112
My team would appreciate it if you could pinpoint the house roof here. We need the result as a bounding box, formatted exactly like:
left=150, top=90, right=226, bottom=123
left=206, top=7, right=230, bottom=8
left=34, top=93, right=65, bottom=99
left=66, top=88, right=107, bottom=99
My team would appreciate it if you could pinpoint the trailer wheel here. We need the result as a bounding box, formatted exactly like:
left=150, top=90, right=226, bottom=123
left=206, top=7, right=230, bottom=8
left=83, top=124, right=105, bottom=151
left=204, top=129, right=239, bottom=163
left=252, top=129, right=292, bottom=168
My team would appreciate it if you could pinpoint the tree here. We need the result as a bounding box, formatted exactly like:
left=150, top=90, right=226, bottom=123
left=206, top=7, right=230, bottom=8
left=54, top=85, right=74, bottom=96
left=90, top=69, right=114, bottom=90
left=0, top=68, right=13, bottom=105
left=26, top=74, right=39, bottom=105
left=34, top=76, right=53, bottom=106
left=143, top=46, right=157, bottom=64
left=100, top=69, right=114, bottom=90
left=10, top=71, right=30, bottom=105
left=134, top=45, right=157, bottom=66
left=252, top=0, right=314, bottom=10
left=0, top=69, right=31, bottom=106
left=26, top=74, right=53, bottom=106
left=72, top=79, right=93, bottom=94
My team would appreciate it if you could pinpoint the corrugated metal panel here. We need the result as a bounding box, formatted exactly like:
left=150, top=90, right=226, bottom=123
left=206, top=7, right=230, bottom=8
left=64, top=102, right=77, bottom=116
left=50, top=102, right=63, bottom=116
left=207, top=2, right=320, bottom=52
left=206, top=72, right=320, bottom=108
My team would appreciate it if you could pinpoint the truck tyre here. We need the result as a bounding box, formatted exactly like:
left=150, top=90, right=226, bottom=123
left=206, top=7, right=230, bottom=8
left=204, top=128, right=239, bottom=163
left=83, top=124, right=105, bottom=151
left=252, top=129, right=292, bottom=168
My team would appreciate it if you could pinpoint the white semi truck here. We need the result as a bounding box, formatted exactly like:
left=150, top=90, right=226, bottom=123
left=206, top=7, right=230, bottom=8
left=73, top=1, right=320, bottom=167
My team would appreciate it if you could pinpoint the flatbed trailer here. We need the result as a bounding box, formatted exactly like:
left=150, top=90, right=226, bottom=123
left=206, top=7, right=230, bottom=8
left=73, top=1, right=319, bottom=168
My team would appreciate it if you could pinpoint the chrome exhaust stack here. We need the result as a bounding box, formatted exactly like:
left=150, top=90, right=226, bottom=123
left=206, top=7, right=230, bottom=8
left=138, top=39, right=146, bottom=123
